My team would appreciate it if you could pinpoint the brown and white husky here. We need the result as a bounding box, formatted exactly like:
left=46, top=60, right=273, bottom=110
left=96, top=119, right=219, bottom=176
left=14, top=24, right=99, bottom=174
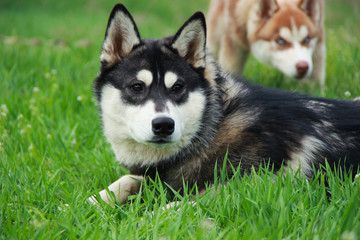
left=207, top=0, right=325, bottom=85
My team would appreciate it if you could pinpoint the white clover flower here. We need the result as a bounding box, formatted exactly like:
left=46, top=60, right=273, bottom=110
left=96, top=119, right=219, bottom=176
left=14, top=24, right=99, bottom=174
left=344, top=91, right=351, bottom=97
left=341, top=231, right=357, bottom=240
left=33, top=87, right=40, bottom=93
left=17, top=114, right=24, bottom=120
left=77, top=96, right=83, bottom=101
left=1, top=130, right=8, bottom=138
left=1, top=104, right=8, bottom=117
left=1, top=104, right=8, bottom=113
left=44, top=72, right=51, bottom=79
left=29, top=105, right=39, bottom=113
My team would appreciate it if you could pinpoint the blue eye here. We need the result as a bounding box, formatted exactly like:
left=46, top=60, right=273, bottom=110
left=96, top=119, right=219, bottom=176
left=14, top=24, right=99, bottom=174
left=303, top=36, right=311, bottom=44
left=276, top=37, right=286, bottom=45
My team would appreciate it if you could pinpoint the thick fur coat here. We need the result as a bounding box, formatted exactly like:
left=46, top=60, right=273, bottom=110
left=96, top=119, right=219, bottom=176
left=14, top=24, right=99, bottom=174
left=89, top=4, right=359, bottom=205
left=207, top=0, right=326, bottom=84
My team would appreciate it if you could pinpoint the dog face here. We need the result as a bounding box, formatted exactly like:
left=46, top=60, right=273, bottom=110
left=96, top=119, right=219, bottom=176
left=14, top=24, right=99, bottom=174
left=250, top=0, right=321, bottom=79
left=94, top=5, right=210, bottom=167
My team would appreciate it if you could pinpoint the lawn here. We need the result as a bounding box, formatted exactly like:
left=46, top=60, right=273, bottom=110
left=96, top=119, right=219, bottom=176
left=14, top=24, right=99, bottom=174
left=1, top=0, right=360, bottom=239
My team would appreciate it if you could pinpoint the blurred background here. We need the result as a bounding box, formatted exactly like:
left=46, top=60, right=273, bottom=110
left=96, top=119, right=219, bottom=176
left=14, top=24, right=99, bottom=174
left=1, top=0, right=359, bottom=93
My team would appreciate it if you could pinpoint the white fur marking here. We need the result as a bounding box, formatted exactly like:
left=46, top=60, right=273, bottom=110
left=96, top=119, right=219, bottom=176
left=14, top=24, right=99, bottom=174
left=306, top=100, right=334, bottom=113
left=164, top=71, right=178, bottom=89
left=137, top=69, right=153, bottom=87
left=252, top=23, right=316, bottom=79
left=287, top=136, right=325, bottom=176
left=100, top=84, right=206, bottom=166
left=279, top=25, right=309, bottom=43
left=88, top=175, right=143, bottom=206
left=299, top=25, right=309, bottom=40
left=279, top=27, right=292, bottom=42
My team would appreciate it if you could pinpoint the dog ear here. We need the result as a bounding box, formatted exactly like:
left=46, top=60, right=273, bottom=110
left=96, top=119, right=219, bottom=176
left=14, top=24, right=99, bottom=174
left=171, top=12, right=206, bottom=69
left=100, top=4, right=141, bottom=69
left=258, top=0, right=278, bottom=19
left=299, top=0, right=321, bottom=24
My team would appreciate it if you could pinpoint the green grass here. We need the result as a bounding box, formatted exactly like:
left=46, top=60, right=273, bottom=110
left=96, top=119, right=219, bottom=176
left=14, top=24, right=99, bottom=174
left=1, top=0, right=360, bottom=239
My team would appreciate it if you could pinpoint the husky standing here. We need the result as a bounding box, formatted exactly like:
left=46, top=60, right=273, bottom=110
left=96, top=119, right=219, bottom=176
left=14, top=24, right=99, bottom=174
left=207, top=0, right=326, bottom=85
left=89, top=4, right=359, bottom=205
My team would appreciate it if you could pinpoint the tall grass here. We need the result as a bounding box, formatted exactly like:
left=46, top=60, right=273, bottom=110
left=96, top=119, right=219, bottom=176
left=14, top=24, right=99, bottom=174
left=1, top=0, right=360, bottom=239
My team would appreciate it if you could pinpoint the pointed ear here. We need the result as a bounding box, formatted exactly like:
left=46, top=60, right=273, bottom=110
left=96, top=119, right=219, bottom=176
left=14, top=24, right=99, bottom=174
left=171, top=12, right=207, bottom=69
left=299, top=0, right=321, bottom=23
left=258, top=0, right=278, bottom=19
left=100, top=4, right=141, bottom=69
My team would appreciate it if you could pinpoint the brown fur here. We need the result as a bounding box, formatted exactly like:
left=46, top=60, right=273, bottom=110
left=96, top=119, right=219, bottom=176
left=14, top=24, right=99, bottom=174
left=207, top=0, right=325, bottom=84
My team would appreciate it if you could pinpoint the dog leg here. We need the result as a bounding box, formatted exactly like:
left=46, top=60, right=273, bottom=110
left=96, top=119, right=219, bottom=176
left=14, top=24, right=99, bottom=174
left=206, top=0, right=225, bottom=60
left=311, top=41, right=326, bottom=85
left=218, top=34, right=249, bottom=76
left=88, top=174, right=144, bottom=206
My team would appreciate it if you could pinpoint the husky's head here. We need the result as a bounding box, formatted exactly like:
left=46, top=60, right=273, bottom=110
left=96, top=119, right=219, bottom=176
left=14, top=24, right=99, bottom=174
left=94, top=5, right=221, bottom=168
left=249, top=0, right=322, bottom=79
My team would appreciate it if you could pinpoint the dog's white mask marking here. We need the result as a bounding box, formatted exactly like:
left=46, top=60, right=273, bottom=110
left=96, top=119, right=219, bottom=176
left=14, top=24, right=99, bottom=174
left=137, top=69, right=153, bottom=87
left=100, top=82, right=206, bottom=167
left=251, top=23, right=318, bottom=79
left=164, top=71, right=178, bottom=89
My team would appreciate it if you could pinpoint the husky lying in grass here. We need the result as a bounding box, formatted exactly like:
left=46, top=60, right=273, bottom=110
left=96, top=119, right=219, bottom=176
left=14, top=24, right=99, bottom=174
left=89, top=4, right=360, bottom=206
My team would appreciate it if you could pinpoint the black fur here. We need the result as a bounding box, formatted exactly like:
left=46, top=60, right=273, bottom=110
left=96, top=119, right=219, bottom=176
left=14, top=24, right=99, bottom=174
left=127, top=77, right=360, bottom=192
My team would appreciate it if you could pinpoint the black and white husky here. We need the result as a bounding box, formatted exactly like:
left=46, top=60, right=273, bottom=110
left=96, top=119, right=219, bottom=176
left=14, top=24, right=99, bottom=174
left=89, top=4, right=360, bottom=205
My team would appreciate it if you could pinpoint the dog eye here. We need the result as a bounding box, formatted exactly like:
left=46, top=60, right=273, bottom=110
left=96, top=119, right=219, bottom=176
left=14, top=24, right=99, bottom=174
left=275, top=37, right=286, bottom=45
left=129, top=83, right=145, bottom=93
left=171, top=82, right=184, bottom=93
left=302, top=36, right=311, bottom=44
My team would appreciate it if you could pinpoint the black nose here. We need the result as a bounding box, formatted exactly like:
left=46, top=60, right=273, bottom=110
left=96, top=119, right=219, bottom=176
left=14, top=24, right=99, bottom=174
left=152, top=117, right=175, bottom=137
